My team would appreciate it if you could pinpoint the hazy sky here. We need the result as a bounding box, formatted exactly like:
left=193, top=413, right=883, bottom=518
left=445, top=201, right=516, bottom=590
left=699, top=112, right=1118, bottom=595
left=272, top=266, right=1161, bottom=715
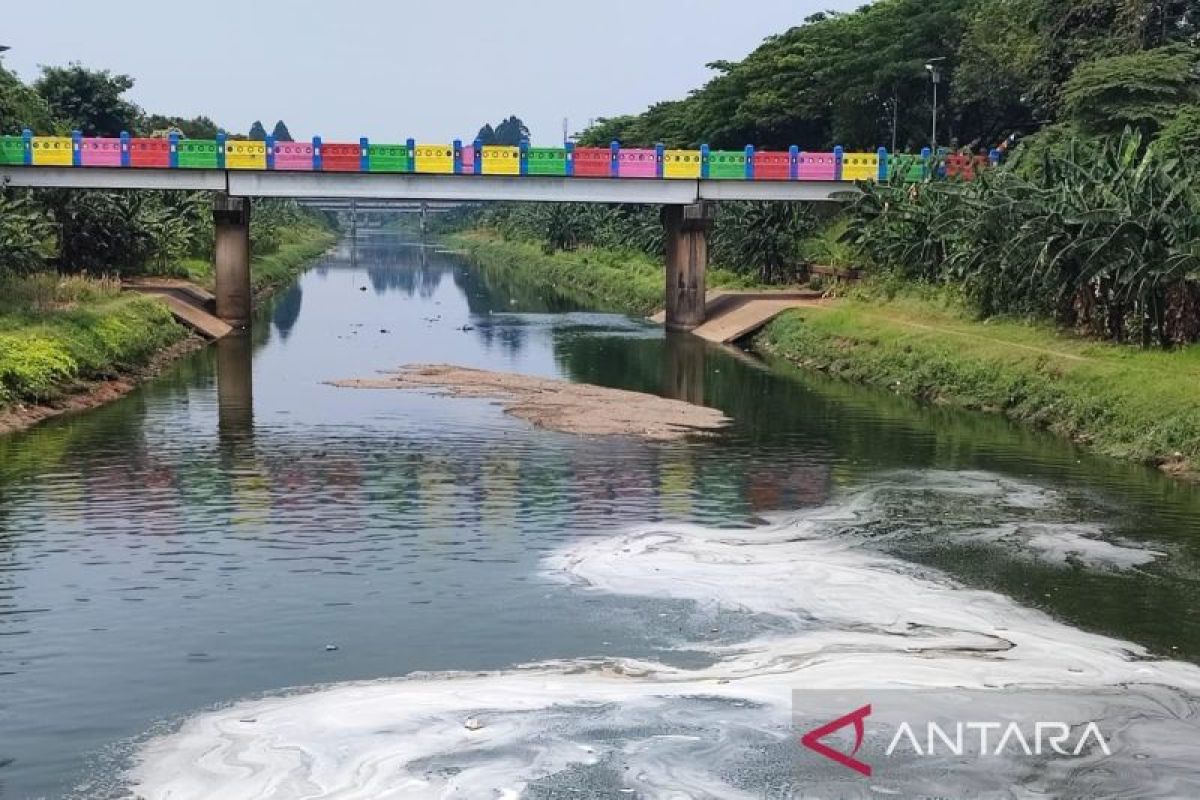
left=4, top=0, right=861, bottom=144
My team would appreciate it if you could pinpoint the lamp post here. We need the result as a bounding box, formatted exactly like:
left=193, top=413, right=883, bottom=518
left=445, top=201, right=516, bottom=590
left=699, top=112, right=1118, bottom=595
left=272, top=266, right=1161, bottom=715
left=925, top=57, right=946, bottom=151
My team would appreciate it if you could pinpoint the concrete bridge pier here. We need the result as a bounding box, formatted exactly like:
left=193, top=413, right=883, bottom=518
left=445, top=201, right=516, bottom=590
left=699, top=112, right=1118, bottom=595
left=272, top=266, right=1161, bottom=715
left=213, top=193, right=252, bottom=328
left=662, top=201, right=717, bottom=331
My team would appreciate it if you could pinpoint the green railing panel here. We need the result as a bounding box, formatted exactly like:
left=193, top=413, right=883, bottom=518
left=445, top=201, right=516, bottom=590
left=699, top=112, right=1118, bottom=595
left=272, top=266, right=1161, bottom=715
left=368, top=144, right=410, bottom=173
left=526, top=147, right=566, bottom=176
left=0, top=136, right=25, bottom=165
left=887, top=154, right=925, bottom=182
left=706, top=150, right=746, bottom=179
left=178, top=139, right=220, bottom=169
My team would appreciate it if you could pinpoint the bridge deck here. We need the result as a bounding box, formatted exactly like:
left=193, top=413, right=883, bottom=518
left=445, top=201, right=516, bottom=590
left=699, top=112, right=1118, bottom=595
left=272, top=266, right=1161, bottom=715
left=0, top=166, right=856, bottom=203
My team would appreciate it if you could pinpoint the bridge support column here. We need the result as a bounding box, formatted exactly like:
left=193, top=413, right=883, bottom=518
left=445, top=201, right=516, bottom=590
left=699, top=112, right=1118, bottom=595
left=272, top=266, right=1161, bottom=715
left=662, top=201, right=716, bottom=331
left=213, top=193, right=252, bottom=328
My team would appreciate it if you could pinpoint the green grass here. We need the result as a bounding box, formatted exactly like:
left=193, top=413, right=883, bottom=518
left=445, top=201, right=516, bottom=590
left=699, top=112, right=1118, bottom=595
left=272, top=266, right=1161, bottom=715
left=449, top=229, right=756, bottom=316
left=0, top=224, right=334, bottom=412
left=180, top=223, right=336, bottom=296
left=758, top=293, right=1200, bottom=474
left=0, top=287, right=188, bottom=407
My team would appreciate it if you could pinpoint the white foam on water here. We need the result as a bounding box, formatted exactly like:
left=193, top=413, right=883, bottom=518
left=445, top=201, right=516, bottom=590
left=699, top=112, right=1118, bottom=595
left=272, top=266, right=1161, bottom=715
left=128, top=473, right=1200, bottom=799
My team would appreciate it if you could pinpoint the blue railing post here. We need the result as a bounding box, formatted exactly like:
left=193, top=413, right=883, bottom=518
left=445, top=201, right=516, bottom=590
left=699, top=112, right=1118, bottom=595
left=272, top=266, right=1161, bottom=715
left=877, top=147, right=888, bottom=181
left=404, top=138, right=415, bottom=173
left=654, top=142, right=664, bottom=178
left=71, top=130, right=82, bottom=167
left=789, top=145, right=799, bottom=180
left=565, top=141, right=575, bottom=177
left=833, top=145, right=844, bottom=181
left=453, top=139, right=463, bottom=174
left=920, top=146, right=931, bottom=180
left=700, top=144, right=710, bottom=179
left=169, top=132, right=180, bottom=169
left=609, top=140, right=619, bottom=178
left=312, top=136, right=323, bottom=171
left=519, top=138, right=529, bottom=176
left=473, top=138, right=483, bottom=174
left=360, top=137, right=370, bottom=172
left=21, top=128, right=32, bottom=165
left=119, top=131, right=131, bottom=167
left=216, top=132, right=226, bottom=169
left=265, top=136, right=275, bottom=170
left=744, top=145, right=754, bottom=180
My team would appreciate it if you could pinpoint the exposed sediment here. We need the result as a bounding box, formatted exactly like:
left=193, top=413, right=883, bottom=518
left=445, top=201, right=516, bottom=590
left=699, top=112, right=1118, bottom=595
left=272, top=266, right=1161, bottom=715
left=329, top=363, right=730, bottom=441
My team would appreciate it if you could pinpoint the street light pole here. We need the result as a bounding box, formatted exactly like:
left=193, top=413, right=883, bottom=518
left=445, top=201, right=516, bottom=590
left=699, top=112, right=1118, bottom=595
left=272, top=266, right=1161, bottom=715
left=925, top=57, right=946, bottom=152
left=890, top=93, right=898, bottom=154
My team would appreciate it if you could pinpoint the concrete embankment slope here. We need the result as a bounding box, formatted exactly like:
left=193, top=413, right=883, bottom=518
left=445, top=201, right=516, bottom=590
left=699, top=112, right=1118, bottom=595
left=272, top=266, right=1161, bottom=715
left=651, top=290, right=826, bottom=343
left=122, top=279, right=233, bottom=339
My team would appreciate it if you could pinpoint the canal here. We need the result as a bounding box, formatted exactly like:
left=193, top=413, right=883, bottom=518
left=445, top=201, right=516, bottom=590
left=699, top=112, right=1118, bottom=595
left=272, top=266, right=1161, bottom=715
left=3, top=233, right=1200, bottom=798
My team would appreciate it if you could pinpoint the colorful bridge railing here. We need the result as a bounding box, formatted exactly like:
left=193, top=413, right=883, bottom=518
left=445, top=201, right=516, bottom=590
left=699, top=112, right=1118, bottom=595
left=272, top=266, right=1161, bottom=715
left=0, top=129, right=1002, bottom=183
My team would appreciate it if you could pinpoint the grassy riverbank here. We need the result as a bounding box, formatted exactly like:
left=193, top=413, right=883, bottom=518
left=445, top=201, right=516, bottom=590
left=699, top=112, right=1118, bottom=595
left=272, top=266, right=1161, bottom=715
left=0, top=276, right=189, bottom=409
left=757, top=291, right=1200, bottom=477
left=449, top=230, right=755, bottom=316
left=0, top=222, right=335, bottom=424
left=180, top=222, right=337, bottom=297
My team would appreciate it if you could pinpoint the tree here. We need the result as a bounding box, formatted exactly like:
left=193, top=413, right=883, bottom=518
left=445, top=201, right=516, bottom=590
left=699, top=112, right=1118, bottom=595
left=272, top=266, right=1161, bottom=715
left=142, top=114, right=220, bottom=139
left=575, top=0, right=973, bottom=150
left=1156, top=104, right=1200, bottom=155
left=474, top=123, right=496, bottom=145
left=33, top=64, right=141, bottom=136
left=0, top=61, right=56, bottom=134
left=475, top=116, right=530, bottom=146
left=1061, top=45, right=1199, bottom=135
left=953, top=0, right=1042, bottom=142
left=493, top=116, right=530, bottom=145
left=247, top=120, right=268, bottom=140
left=270, top=120, right=293, bottom=141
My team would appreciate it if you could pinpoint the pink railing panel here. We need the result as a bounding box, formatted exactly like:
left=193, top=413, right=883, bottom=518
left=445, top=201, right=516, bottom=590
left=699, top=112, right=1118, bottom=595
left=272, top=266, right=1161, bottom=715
left=616, top=148, right=657, bottom=178
left=273, top=141, right=314, bottom=171
left=80, top=137, right=123, bottom=167
left=797, top=152, right=838, bottom=181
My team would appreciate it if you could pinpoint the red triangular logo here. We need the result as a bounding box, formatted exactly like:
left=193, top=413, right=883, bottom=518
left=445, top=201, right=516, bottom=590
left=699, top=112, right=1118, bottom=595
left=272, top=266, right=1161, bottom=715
left=800, top=703, right=872, bottom=776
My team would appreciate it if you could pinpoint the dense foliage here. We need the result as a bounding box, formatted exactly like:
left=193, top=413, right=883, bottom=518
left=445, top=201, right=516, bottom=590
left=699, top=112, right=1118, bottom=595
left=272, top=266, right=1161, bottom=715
left=848, top=133, right=1200, bottom=345
left=460, top=202, right=818, bottom=284
left=577, top=0, right=1198, bottom=151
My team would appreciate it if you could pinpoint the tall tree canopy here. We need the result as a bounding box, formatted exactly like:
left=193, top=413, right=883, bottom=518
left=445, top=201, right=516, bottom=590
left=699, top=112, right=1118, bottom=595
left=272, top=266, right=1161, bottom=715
left=271, top=120, right=294, bottom=141
left=476, top=116, right=530, bottom=146
left=578, top=0, right=1200, bottom=153
left=247, top=120, right=268, bottom=141
left=0, top=60, right=55, bottom=134
left=33, top=64, right=141, bottom=136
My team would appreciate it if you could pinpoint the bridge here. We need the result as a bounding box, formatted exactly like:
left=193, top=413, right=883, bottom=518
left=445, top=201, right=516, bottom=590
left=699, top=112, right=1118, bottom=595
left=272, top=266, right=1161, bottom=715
left=1, top=132, right=995, bottom=330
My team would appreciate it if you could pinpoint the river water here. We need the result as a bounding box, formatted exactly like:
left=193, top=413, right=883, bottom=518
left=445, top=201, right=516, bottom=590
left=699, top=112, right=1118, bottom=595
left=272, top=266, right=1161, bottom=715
left=3, top=234, right=1200, bottom=798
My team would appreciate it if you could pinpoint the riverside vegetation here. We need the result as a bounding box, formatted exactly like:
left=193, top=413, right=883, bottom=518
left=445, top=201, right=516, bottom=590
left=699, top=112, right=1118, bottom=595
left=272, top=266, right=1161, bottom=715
left=442, top=0, right=1200, bottom=476
left=0, top=60, right=335, bottom=419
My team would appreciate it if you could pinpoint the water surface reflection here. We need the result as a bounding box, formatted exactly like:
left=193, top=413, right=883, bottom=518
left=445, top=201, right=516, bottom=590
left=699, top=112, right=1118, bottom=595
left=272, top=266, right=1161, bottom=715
left=1, top=235, right=1199, bottom=798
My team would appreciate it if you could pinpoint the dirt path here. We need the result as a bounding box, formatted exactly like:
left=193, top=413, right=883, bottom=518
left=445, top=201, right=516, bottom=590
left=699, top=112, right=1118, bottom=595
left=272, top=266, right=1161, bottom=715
left=862, top=309, right=1094, bottom=363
